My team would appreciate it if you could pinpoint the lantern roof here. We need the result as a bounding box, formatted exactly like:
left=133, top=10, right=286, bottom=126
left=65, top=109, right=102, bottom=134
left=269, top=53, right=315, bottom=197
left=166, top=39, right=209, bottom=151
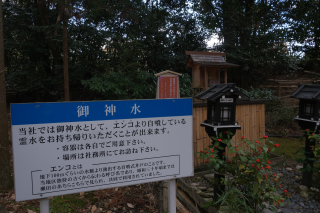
left=291, top=84, right=320, bottom=100
left=195, top=83, right=250, bottom=101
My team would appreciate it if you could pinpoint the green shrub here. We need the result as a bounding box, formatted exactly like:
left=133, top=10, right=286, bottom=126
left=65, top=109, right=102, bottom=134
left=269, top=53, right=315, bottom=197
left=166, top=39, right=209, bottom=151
left=236, top=86, right=279, bottom=101
left=196, top=132, right=288, bottom=213
left=265, top=100, right=298, bottom=133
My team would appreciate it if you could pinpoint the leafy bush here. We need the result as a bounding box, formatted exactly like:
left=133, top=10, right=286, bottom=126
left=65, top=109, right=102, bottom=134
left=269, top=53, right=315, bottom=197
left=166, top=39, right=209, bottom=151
left=265, top=100, right=298, bottom=134
left=179, top=73, right=192, bottom=97
left=236, top=86, right=279, bottom=101
left=196, top=132, right=289, bottom=213
left=236, top=86, right=297, bottom=135
left=81, top=70, right=156, bottom=100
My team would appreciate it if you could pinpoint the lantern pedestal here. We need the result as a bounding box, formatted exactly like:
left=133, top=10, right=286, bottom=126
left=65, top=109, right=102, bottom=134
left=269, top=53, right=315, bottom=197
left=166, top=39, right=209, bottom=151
left=294, top=118, right=319, bottom=187
left=201, top=124, right=240, bottom=201
left=290, top=85, right=320, bottom=187
left=301, top=134, right=316, bottom=187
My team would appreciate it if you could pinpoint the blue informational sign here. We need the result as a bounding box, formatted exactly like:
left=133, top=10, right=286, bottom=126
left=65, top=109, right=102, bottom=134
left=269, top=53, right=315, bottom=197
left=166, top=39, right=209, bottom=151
left=11, top=98, right=192, bottom=125
left=11, top=98, right=193, bottom=201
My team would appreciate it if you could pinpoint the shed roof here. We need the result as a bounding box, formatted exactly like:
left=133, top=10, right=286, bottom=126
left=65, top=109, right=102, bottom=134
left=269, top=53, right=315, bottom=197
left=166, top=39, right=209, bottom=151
left=291, top=84, right=320, bottom=100
left=185, top=51, right=240, bottom=68
left=195, top=83, right=249, bottom=101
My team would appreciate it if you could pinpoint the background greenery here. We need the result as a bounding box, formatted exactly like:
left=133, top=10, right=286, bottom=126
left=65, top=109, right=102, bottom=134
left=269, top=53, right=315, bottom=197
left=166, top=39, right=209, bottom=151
left=2, top=0, right=320, bottom=102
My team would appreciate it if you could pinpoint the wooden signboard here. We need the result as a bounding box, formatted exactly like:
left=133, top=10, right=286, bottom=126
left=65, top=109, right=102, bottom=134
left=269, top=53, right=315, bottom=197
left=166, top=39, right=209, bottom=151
left=155, top=70, right=182, bottom=99
left=158, top=76, right=178, bottom=99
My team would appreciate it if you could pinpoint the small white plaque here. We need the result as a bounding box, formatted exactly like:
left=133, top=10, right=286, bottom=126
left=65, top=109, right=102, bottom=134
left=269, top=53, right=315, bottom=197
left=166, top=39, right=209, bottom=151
left=220, top=98, right=233, bottom=103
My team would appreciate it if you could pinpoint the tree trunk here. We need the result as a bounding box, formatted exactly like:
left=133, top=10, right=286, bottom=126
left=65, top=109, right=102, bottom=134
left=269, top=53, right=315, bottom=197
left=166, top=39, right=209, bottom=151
left=0, top=1, right=14, bottom=192
left=63, top=1, right=69, bottom=101
left=37, top=0, right=63, bottom=73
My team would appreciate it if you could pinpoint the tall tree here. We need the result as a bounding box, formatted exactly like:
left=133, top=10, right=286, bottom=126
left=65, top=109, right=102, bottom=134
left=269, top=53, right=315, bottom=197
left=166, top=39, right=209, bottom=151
left=285, top=0, right=320, bottom=69
left=0, top=1, right=14, bottom=191
left=194, top=0, right=294, bottom=88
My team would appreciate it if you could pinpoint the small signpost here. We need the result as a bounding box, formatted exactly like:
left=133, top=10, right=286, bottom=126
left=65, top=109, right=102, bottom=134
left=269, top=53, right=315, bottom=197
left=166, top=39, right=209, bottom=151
left=11, top=99, right=193, bottom=212
left=155, top=70, right=182, bottom=99
left=155, top=70, right=183, bottom=212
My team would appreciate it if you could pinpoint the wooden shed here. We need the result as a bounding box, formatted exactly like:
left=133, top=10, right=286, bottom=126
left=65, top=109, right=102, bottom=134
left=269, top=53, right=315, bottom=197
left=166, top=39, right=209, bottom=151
left=186, top=51, right=240, bottom=100
left=186, top=51, right=267, bottom=168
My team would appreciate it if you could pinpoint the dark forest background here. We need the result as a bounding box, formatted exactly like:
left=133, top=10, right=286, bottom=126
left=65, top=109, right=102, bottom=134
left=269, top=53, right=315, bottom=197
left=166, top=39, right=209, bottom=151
left=2, top=0, right=320, bottom=102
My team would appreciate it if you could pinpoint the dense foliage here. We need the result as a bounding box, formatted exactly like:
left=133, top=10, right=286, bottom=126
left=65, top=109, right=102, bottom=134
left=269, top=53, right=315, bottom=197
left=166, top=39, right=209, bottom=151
left=193, top=0, right=311, bottom=87
left=197, top=132, right=288, bottom=213
left=3, top=0, right=207, bottom=102
left=2, top=0, right=320, bottom=101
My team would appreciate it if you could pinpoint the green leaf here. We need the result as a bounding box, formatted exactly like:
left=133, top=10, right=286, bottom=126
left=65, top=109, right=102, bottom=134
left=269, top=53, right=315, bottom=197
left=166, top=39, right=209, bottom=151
left=202, top=200, right=213, bottom=208
left=211, top=136, right=217, bottom=141
left=239, top=164, right=245, bottom=170
left=307, top=158, right=316, bottom=161
left=250, top=144, right=256, bottom=150
left=239, top=155, right=247, bottom=162
left=296, top=159, right=307, bottom=164
left=299, top=136, right=304, bottom=142
left=306, top=164, right=312, bottom=172
left=257, top=176, right=262, bottom=184
left=253, top=182, right=259, bottom=195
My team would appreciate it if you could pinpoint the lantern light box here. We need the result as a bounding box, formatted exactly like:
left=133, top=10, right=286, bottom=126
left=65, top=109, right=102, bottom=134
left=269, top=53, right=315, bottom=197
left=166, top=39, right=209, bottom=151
left=195, top=83, right=250, bottom=135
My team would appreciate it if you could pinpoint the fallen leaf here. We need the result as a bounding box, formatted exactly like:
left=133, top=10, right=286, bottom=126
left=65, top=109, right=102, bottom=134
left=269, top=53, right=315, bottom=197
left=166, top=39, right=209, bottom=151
left=144, top=194, right=155, bottom=200
left=27, top=209, right=36, bottom=213
left=91, top=205, right=97, bottom=213
left=114, top=187, right=118, bottom=192
left=127, top=203, right=135, bottom=208
left=13, top=205, right=19, bottom=211
left=80, top=192, right=85, bottom=196
left=107, top=211, right=112, bottom=213
left=10, top=194, right=15, bottom=199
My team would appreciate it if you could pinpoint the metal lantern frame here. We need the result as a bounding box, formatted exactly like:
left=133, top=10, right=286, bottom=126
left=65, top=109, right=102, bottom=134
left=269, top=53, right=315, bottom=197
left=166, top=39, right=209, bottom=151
left=195, top=83, right=250, bottom=200
left=291, top=84, right=320, bottom=187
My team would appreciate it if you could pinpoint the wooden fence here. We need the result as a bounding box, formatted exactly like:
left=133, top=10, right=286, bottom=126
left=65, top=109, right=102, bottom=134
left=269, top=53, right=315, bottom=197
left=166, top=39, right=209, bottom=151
left=193, top=101, right=266, bottom=168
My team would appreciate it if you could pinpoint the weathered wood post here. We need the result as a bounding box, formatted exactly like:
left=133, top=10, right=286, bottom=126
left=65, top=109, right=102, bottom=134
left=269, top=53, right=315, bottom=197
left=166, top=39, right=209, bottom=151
left=155, top=70, right=182, bottom=213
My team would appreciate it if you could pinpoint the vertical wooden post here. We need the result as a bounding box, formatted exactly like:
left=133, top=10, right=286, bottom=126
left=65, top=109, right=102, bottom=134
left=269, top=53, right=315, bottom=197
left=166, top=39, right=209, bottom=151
left=224, top=68, right=228, bottom=83
left=204, top=67, right=208, bottom=89
left=277, top=85, right=281, bottom=97
left=154, top=70, right=182, bottom=213
left=192, top=65, right=201, bottom=88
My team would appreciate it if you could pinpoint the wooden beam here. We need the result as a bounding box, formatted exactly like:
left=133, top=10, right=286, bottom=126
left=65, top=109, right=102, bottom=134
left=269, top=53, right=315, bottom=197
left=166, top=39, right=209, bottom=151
left=192, top=64, right=201, bottom=88
left=204, top=67, right=208, bottom=89
left=304, top=70, right=320, bottom=76
left=224, top=69, right=227, bottom=83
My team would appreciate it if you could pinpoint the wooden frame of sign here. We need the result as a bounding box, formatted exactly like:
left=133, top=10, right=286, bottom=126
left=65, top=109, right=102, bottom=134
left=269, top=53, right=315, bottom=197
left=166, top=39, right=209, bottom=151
left=155, top=70, right=182, bottom=99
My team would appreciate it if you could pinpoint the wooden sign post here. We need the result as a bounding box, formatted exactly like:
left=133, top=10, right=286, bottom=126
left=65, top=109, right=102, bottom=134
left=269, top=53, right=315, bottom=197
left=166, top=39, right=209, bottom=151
left=155, top=70, right=182, bottom=99
left=155, top=70, right=182, bottom=213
